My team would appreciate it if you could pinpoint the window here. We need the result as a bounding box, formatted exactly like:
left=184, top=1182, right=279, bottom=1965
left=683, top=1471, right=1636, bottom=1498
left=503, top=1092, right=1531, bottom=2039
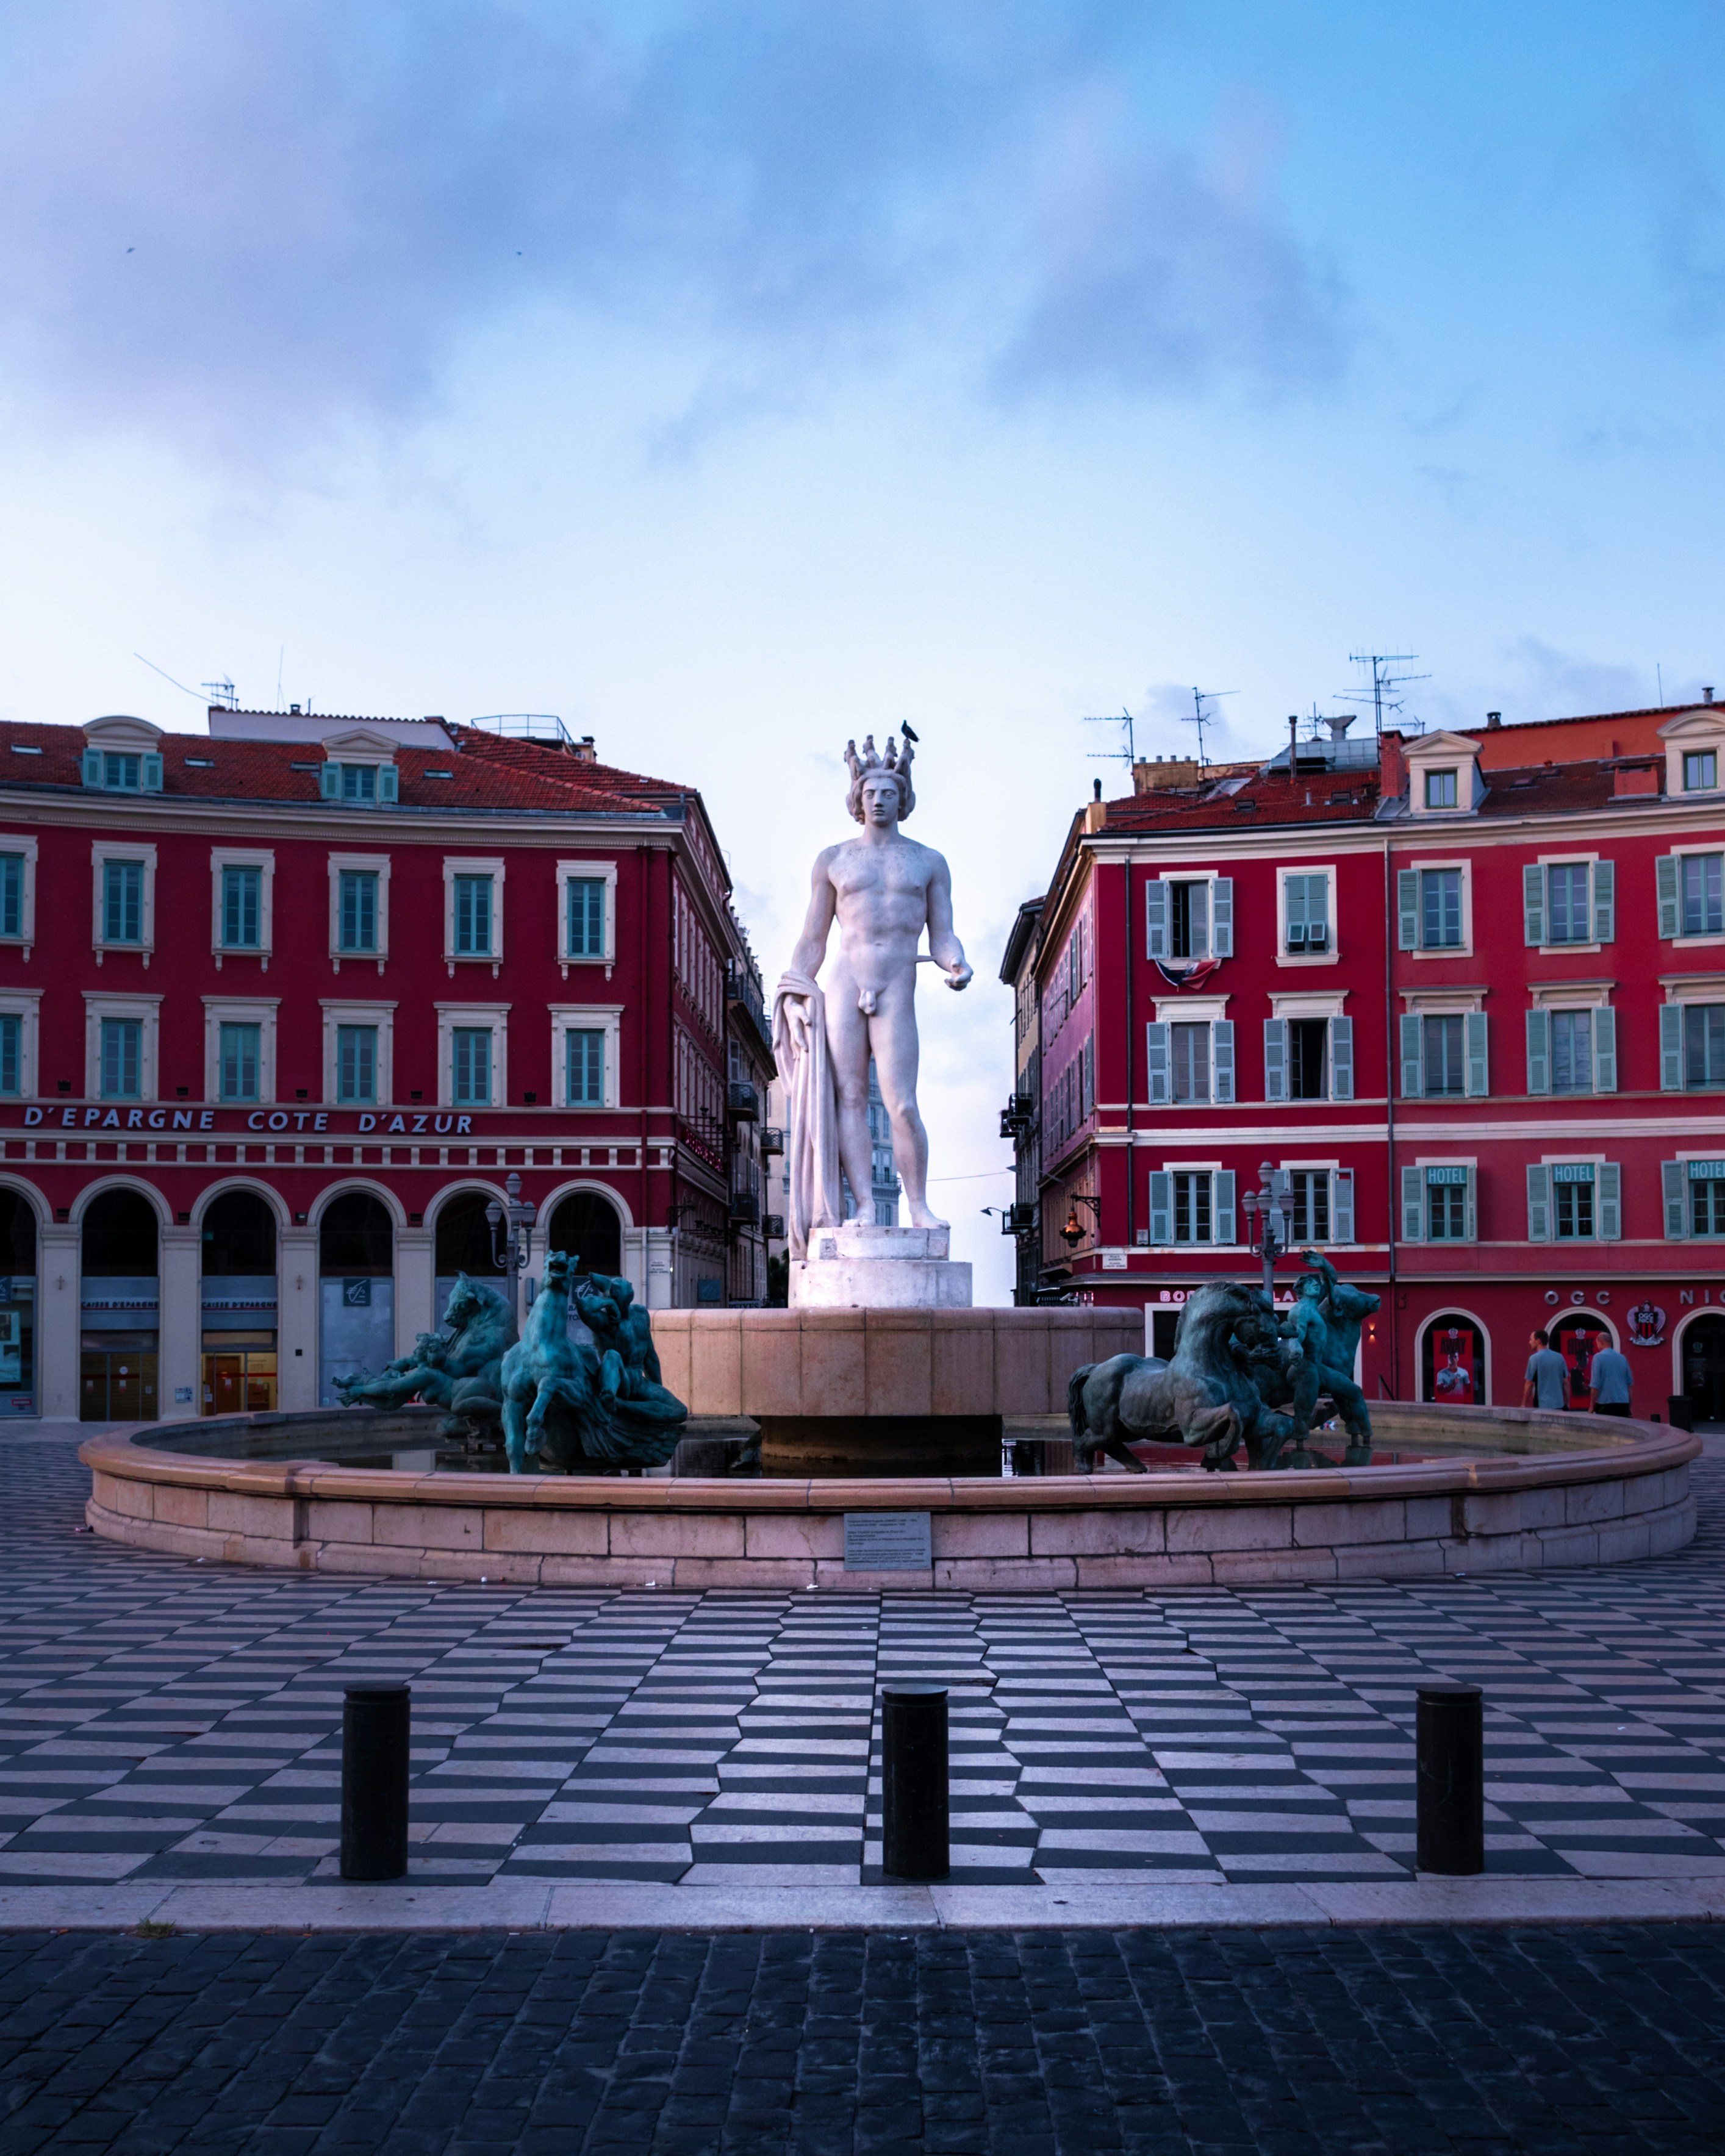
left=1283, top=874, right=1329, bottom=954
left=567, top=878, right=604, bottom=958
left=1264, top=1014, right=1352, bottom=1103
left=337, top=1025, right=376, bottom=1103
left=1288, top=1169, right=1329, bottom=1242
left=1524, top=859, right=1614, bottom=948
left=108, top=753, right=141, bottom=790
left=1146, top=877, right=1233, bottom=962
left=1554, top=1163, right=1594, bottom=1240
left=339, top=872, right=378, bottom=953
left=1401, top=1009, right=1488, bottom=1097
left=1170, top=883, right=1207, bottom=959
left=221, top=866, right=261, bottom=950
left=342, top=764, right=376, bottom=803
left=1687, top=1005, right=1725, bottom=1089
left=0, top=856, right=21, bottom=940
left=0, top=1015, right=19, bottom=1098
left=1682, top=854, right=1724, bottom=938
left=1147, top=1168, right=1236, bottom=1246
left=101, top=1018, right=142, bottom=1098
left=1288, top=1019, right=1329, bottom=1100
left=1146, top=1018, right=1233, bottom=1105
left=452, top=1028, right=492, bottom=1106
left=218, top=1023, right=260, bottom=1102
left=453, top=875, right=493, bottom=956
left=1529, top=1161, right=1620, bottom=1242
left=1550, top=1010, right=1593, bottom=1095
left=102, top=859, right=143, bottom=945
left=1424, top=1014, right=1465, bottom=1097
left=1691, top=1167, right=1725, bottom=1237
left=1685, top=750, right=1718, bottom=792
left=1424, top=768, right=1458, bottom=809
left=1171, top=1022, right=1210, bottom=1103
left=81, top=743, right=162, bottom=792
left=1426, top=1166, right=1469, bottom=1240
left=1421, top=868, right=1462, bottom=948
left=565, top=1028, right=604, bottom=1106
left=1173, top=1172, right=1212, bottom=1244
left=1546, top=864, right=1589, bottom=945
left=319, top=761, right=398, bottom=804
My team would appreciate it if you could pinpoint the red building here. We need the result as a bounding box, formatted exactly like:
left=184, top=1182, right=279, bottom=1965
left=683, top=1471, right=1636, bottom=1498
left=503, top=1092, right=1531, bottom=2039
left=0, top=705, right=775, bottom=1421
left=1013, top=700, right=1725, bottom=1420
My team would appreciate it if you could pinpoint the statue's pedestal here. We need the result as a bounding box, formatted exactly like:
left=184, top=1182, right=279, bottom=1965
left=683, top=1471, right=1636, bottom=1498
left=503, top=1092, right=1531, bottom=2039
left=789, top=1221, right=972, bottom=1311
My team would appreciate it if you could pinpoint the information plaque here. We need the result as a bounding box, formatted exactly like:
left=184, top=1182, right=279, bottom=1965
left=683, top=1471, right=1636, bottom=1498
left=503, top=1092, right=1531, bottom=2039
left=844, top=1510, right=933, bottom=1570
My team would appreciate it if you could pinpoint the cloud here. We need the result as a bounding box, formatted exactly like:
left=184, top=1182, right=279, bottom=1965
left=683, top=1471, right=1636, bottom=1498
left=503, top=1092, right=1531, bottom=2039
left=0, top=1, right=1346, bottom=457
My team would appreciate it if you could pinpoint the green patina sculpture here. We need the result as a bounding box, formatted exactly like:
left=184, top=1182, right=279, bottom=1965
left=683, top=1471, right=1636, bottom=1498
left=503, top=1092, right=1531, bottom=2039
left=332, top=1273, right=517, bottom=1441
left=501, top=1252, right=688, bottom=1474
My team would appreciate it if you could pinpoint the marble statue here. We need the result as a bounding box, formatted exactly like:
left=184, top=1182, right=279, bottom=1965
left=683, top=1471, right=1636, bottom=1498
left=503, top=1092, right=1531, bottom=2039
left=500, top=1253, right=687, bottom=1474
left=332, top=1273, right=516, bottom=1442
left=773, top=734, right=972, bottom=1258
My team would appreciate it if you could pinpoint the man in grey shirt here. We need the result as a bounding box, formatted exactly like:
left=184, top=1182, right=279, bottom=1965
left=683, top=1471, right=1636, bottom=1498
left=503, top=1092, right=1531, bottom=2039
left=1522, top=1329, right=1569, bottom=1410
left=1588, top=1343, right=1634, bottom=1417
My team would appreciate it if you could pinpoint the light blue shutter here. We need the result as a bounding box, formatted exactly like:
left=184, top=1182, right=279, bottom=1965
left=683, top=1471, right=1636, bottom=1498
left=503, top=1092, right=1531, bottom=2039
left=1332, top=1169, right=1354, bottom=1244
left=1593, top=1006, right=1617, bottom=1092
left=1263, top=1018, right=1288, bottom=1102
left=1522, top=863, right=1546, bottom=946
left=1397, top=868, right=1419, bottom=950
left=1189, top=881, right=1210, bottom=959
left=81, top=750, right=101, bottom=787
left=141, top=753, right=163, bottom=792
left=1310, top=875, right=1329, bottom=950
left=1213, top=1170, right=1236, bottom=1245
left=1465, top=1011, right=1490, bottom=1097
left=1149, top=1171, right=1172, bottom=1244
left=1663, top=1161, right=1688, bottom=1239
left=1464, top=1166, right=1477, bottom=1242
left=1598, top=1162, right=1621, bottom=1241
left=1401, top=1164, right=1424, bottom=1242
left=1592, top=859, right=1615, bottom=944
left=1210, top=878, right=1233, bottom=957
left=1285, top=875, right=1306, bottom=951
left=1526, top=1009, right=1551, bottom=1095
left=378, top=764, right=398, bottom=803
left=1527, top=1164, right=1552, bottom=1242
left=1657, top=854, right=1680, bottom=939
left=1212, top=1021, right=1235, bottom=1104
left=1145, top=1022, right=1169, bottom=1105
left=1329, top=1015, right=1354, bottom=1101
left=320, top=763, right=341, bottom=800
left=1145, top=881, right=1167, bottom=959
left=1400, top=1012, right=1423, bottom=1098
left=1660, top=1005, right=1684, bottom=1091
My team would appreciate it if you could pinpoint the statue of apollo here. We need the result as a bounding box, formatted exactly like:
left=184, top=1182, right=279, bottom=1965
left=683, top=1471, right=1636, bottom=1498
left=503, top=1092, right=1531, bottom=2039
left=772, top=736, right=972, bottom=1259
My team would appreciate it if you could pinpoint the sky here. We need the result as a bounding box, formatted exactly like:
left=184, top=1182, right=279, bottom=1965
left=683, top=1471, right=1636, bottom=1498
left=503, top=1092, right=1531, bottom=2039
left=2, top=0, right=1724, bottom=1303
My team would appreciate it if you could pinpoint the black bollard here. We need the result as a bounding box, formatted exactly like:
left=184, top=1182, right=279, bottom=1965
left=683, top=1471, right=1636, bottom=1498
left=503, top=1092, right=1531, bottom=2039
left=1416, top=1682, right=1483, bottom=1875
left=881, top=1684, right=949, bottom=1880
left=341, top=1683, right=411, bottom=1881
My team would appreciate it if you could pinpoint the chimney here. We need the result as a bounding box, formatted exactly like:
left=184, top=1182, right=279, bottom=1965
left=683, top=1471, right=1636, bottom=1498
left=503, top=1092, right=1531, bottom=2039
left=1705, top=688, right=1716, bottom=704
left=1092, top=778, right=1102, bottom=802
left=1379, top=730, right=1408, bottom=800
left=1486, top=711, right=1501, bottom=729
left=1288, top=715, right=1297, bottom=780
left=572, top=734, right=598, bottom=763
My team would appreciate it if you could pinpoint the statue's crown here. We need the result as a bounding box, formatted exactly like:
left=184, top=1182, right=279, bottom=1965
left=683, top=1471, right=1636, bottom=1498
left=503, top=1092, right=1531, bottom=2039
left=843, top=732, right=916, bottom=822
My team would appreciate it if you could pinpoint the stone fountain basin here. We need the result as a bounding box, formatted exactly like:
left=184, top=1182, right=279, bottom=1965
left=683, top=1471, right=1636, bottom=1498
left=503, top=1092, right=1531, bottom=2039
left=81, top=1402, right=1698, bottom=1590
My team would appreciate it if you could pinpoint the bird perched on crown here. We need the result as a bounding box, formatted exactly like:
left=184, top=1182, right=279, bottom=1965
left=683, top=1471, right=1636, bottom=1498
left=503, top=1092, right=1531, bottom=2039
left=773, top=731, right=970, bottom=1263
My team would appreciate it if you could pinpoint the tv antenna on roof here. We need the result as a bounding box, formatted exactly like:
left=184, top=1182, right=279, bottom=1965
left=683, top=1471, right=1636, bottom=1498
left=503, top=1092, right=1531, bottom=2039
left=201, top=677, right=237, bottom=709
left=1081, top=706, right=1137, bottom=775
left=1342, top=651, right=1429, bottom=736
left=1182, top=686, right=1235, bottom=771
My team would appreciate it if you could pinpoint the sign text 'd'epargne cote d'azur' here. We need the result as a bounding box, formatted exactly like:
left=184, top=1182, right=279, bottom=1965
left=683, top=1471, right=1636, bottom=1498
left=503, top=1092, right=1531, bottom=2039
left=15, top=1106, right=483, bottom=1134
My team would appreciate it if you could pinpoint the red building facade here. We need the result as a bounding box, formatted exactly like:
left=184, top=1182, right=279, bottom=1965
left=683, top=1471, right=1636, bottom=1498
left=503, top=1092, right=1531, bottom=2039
left=1016, top=700, right=1725, bottom=1420
left=0, top=706, right=773, bottom=1421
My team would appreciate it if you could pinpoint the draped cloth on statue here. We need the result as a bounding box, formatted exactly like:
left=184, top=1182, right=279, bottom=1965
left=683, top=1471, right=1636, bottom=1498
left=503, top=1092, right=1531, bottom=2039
left=772, top=969, right=846, bottom=1261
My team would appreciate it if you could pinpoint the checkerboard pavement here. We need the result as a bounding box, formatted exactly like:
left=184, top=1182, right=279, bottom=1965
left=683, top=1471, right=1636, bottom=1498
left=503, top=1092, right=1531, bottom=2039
left=4, top=1428, right=1725, bottom=1894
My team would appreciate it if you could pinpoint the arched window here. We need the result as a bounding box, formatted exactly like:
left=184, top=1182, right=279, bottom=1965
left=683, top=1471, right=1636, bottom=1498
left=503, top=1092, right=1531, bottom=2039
left=1421, top=1314, right=1486, bottom=1406
left=434, top=1191, right=507, bottom=1279
left=0, top=1189, right=36, bottom=1274
left=202, top=1191, right=276, bottom=1276
left=1681, top=1314, right=1725, bottom=1423
left=547, top=1191, right=622, bottom=1277
left=1550, top=1313, right=1612, bottom=1409
left=82, top=1189, right=158, bottom=1276
left=318, top=1192, right=392, bottom=1276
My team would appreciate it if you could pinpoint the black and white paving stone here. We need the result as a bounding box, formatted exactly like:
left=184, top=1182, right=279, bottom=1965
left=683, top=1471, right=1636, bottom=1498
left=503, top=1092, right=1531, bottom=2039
left=4, top=1430, right=1725, bottom=1894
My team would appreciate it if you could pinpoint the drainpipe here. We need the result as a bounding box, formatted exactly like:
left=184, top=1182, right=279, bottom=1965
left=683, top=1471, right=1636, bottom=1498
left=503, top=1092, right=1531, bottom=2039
left=1122, top=851, right=1135, bottom=1252
left=1383, top=834, right=1400, bottom=1399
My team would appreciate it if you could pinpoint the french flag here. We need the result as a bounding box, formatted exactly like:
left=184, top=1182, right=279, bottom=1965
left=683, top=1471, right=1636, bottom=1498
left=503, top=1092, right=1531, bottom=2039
left=1153, top=958, right=1223, bottom=991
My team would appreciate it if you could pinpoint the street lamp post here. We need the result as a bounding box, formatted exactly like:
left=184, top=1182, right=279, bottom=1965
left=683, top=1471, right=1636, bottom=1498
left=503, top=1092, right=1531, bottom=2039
left=1239, top=1159, right=1292, bottom=1302
left=485, top=1172, right=537, bottom=1321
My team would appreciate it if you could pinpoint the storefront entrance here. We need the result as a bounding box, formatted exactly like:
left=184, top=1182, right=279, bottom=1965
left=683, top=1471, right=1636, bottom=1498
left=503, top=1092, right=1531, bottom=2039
left=81, top=1332, right=159, bottom=1420
left=202, top=1333, right=278, bottom=1415
left=1682, top=1314, right=1725, bottom=1423
left=1551, top=1314, right=1611, bottom=1408
left=1422, top=1314, right=1486, bottom=1405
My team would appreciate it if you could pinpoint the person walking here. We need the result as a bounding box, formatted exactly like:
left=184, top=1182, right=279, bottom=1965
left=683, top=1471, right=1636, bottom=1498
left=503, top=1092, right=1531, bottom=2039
left=1587, top=1340, right=1634, bottom=1419
left=1522, top=1329, right=1569, bottom=1410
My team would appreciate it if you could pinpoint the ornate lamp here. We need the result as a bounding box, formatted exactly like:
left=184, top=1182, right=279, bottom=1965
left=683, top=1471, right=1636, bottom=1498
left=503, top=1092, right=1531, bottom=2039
left=484, top=1171, right=537, bottom=1305
left=1239, top=1160, right=1291, bottom=1300
left=1060, top=1193, right=1100, bottom=1248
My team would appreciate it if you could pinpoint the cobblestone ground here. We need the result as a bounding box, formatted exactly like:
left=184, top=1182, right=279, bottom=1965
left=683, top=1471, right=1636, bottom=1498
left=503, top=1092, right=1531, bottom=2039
left=2, top=1922, right=1723, bottom=2154
left=4, top=1434, right=1725, bottom=1889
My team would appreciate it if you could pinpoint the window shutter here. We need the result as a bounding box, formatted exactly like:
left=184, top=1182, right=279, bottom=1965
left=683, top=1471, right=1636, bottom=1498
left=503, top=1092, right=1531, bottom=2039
left=1210, top=878, right=1233, bottom=957
left=1593, top=1005, right=1617, bottom=1093
left=1598, top=1162, right=1622, bottom=1241
left=1149, top=1170, right=1172, bottom=1244
left=1526, top=1008, right=1551, bottom=1095
left=1465, top=1011, right=1490, bottom=1097
left=1399, top=1012, right=1423, bottom=1098
left=1526, top=1163, right=1551, bottom=1242
left=1263, top=1017, right=1288, bottom=1102
left=1145, top=1022, right=1169, bottom=1105
left=80, top=750, right=100, bottom=787
left=1522, top=863, right=1546, bottom=946
left=1083, top=1036, right=1094, bottom=1115
left=1657, top=854, right=1680, bottom=939
left=1310, top=874, right=1329, bottom=950
left=319, top=762, right=340, bottom=801
left=1591, top=858, right=1615, bottom=944
left=1332, top=1168, right=1354, bottom=1245
left=1660, top=1004, right=1684, bottom=1091
left=1270, top=1167, right=1291, bottom=1208
left=1463, top=1166, right=1478, bottom=1242
left=1212, top=1020, right=1235, bottom=1104
left=1400, top=1164, right=1425, bottom=1242
left=1663, top=1160, right=1688, bottom=1239
left=1145, top=881, right=1167, bottom=959
left=1397, top=868, right=1419, bottom=950
left=1213, top=1170, right=1236, bottom=1245
left=1285, top=875, right=1306, bottom=951
left=141, top=754, right=163, bottom=792
left=378, top=764, right=398, bottom=803
left=1329, top=1015, right=1354, bottom=1101
left=1189, top=880, right=1210, bottom=959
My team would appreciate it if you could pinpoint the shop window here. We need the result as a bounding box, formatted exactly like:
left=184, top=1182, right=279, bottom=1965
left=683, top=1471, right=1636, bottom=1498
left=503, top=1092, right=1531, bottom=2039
left=546, top=1191, right=623, bottom=1277
left=1422, top=1315, right=1485, bottom=1405
left=434, top=1190, right=509, bottom=1280
left=81, top=1189, right=159, bottom=1422
left=1682, top=1314, right=1725, bottom=1422
left=1550, top=1314, right=1610, bottom=1409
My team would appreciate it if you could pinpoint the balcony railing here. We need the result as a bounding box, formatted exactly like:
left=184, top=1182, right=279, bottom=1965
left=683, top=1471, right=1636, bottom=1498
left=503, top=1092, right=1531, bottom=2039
left=728, top=1191, right=760, bottom=1225
left=999, top=1092, right=1035, bottom=1140
left=726, top=1081, right=759, bottom=1120
left=763, top=1212, right=785, bottom=1240
left=761, top=1125, right=784, bottom=1156
left=1001, top=1202, right=1036, bottom=1237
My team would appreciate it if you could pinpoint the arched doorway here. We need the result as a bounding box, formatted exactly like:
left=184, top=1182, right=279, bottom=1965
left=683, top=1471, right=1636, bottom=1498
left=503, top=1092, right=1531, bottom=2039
left=546, top=1191, right=622, bottom=1279
left=81, top=1189, right=159, bottom=1421
left=318, top=1192, right=394, bottom=1408
left=432, top=1189, right=507, bottom=1323
left=1551, top=1312, right=1615, bottom=1409
left=0, top=1187, right=37, bottom=1411
left=201, top=1191, right=279, bottom=1416
left=1681, top=1314, right=1725, bottom=1423
left=1421, top=1313, right=1487, bottom=1406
